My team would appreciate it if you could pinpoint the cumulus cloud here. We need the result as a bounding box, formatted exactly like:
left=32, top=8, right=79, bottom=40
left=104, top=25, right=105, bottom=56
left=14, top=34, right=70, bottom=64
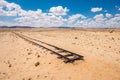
left=115, top=14, right=120, bottom=17
left=91, top=7, right=102, bottom=12
left=0, top=0, right=120, bottom=28
left=94, top=14, right=105, bottom=21
left=0, top=0, right=21, bottom=16
left=115, top=6, right=120, bottom=11
left=49, top=6, right=69, bottom=16
left=67, top=14, right=87, bottom=27
left=119, top=8, right=120, bottom=11
left=0, top=20, right=4, bottom=25
left=106, top=13, right=112, bottom=18
left=68, top=14, right=86, bottom=22
left=0, top=0, right=21, bottom=17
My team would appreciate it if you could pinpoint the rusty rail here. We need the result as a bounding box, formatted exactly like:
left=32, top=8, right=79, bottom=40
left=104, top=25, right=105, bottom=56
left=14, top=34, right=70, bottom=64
left=13, top=32, right=84, bottom=63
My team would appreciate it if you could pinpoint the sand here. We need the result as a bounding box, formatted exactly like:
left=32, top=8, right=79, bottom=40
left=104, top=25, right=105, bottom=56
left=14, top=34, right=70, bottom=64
left=0, top=28, right=120, bottom=80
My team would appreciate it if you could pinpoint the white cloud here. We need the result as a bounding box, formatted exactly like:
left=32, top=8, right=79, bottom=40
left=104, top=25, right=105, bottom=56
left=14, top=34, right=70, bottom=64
left=68, top=14, right=86, bottom=22
left=15, top=10, right=67, bottom=27
left=0, top=0, right=7, bottom=7
left=115, top=14, right=120, bottom=17
left=106, top=13, right=112, bottom=18
left=67, top=14, right=87, bottom=27
left=91, top=7, right=102, bottom=12
left=105, top=14, right=120, bottom=28
left=49, top=6, right=69, bottom=16
left=118, top=8, right=120, bottom=11
left=104, top=10, right=108, bottom=12
left=0, top=0, right=120, bottom=28
left=0, top=20, right=4, bottom=24
left=0, top=0, right=22, bottom=16
left=117, top=7, right=120, bottom=11
left=115, top=6, right=120, bottom=11
left=94, top=14, right=105, bottom=21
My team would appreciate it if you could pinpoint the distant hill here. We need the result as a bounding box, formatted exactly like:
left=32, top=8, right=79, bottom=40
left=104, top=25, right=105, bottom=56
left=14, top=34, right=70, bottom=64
left=0, top=26, right=8, bottom=28
left=0, top=26, right=33, bottom=28
left=0, top=26, right=71, bottom=28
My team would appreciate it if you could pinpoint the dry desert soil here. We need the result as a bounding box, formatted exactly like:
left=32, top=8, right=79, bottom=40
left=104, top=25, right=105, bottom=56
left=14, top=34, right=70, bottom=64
left=0, top=28, right=120, bottom=80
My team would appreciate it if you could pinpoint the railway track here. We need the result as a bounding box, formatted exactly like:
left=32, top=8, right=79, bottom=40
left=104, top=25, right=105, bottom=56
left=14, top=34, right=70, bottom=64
left=13, top=32, right=84, bottom=63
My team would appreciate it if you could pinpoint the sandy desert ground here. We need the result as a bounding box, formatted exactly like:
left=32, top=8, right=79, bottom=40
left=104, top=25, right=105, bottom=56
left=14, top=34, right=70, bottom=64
left=0, top=28, right=120, bottom=80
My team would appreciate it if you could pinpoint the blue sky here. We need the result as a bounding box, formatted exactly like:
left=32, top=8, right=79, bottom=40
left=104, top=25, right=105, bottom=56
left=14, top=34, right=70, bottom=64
left=0, top=0, right=120, bottom=28
left=6, top=0, right=120, bottom=16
